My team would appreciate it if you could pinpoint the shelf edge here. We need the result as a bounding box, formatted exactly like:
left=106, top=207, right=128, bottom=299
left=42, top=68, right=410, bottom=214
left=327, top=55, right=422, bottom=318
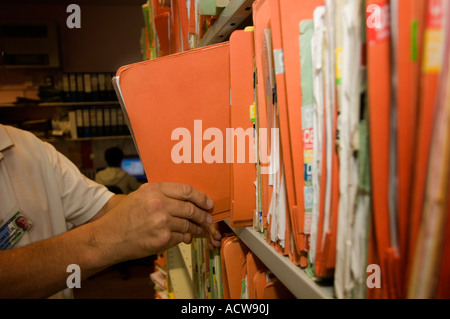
left=197, top=0, right=254, bottom=47
left=225, top=219, right=335, bottom=299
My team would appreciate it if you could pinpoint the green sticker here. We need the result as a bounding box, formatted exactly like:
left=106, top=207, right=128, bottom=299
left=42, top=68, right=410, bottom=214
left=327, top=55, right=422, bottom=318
left=411, top=20, right=419, bottom=62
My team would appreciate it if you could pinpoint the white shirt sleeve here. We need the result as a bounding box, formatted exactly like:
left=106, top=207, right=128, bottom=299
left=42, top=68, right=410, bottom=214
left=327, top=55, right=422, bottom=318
left=45, top=142, right=114, bottom=227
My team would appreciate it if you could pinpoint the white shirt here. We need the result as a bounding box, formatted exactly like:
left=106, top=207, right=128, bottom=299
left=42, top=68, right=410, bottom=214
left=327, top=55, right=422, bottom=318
left=0, top=125, right=114, bottom=298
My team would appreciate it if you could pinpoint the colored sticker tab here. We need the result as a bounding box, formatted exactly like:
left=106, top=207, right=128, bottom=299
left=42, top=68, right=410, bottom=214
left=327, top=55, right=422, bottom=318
left=250, top=103, right=256, bottom=123
left=411, top=20, right=419, bottom=62
left=273, top=49, right=285, bottom=75
left=335, top=47, right=343, bottom=84
left=303, top=128, right=314, bottom=150
left=301, top=104, right=314, bottom=129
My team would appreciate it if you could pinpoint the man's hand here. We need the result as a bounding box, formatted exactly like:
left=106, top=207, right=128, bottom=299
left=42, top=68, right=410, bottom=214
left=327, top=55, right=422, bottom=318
left=92, top=182, right=218, bottom=265
left=0, top=182, right=221, bottom=298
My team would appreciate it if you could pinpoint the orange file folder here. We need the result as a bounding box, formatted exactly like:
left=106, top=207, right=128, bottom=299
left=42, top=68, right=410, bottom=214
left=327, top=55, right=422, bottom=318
left=408, top=0, right=445, bottom=282
left=409, top=15, right=450, bottom=298
left=395, top=0, right=422, bottom=267
left=394, top=0, right=426, bottom=297
left=275, top=0, right=324, bottom=267
left=170, top=0, right=182, bottom=53
left=189, top=0, right=196, bottom=35
left=220, top=236, right=232, bottom=299
left=115, top=42, right=231, bottom=221
left=176, top=0, right=189, bottom=51
left=366, top=0, right=392, bottom=299
left=262, top=277, right=295, bottom=299
left=435, top=12, right=450, bottom=298
left=154, top=12, right=170, bottom=57
left=229, top=29, right=256, bottom=228
left=253, top=0, right=291, bottom=256
left=266, top=0, right=295, bottom=261
left=253, top=0, right=273, bottom=234
left=254, top=270, right=294, bottom=299
left=246, top=251, right=267, bottom=299
left=253, top=270, right=268, bottom=299
left=221, top=236, right=249, bottom=299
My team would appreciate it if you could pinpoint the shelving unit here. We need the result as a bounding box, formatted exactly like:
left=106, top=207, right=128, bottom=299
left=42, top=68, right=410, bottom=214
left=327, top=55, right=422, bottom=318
left=43, top=135, right=132, bottom=143
left=0, top=101, right=127, bottom=137
left=197, top=0, right=254, bottom=47
left=0, top=100, right=133, bottom=171
left=0, top=101, right=122, bottom=125
left=226, top=220, right=334, bottom=299
left=0, top=101, right=120, bottom=108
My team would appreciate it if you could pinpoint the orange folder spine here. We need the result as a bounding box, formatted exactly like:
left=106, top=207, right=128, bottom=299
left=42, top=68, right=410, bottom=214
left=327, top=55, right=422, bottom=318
left=155, top=12, right=171, bottom=57
left=408, top=0, right=445, bottom=285
left=394, top=0, right=425, bottom=296
left=220, top=237, right=232, bottom=299
left=222, top=236, right=249, bottom=299
left=176, top=0, right=189, bottom=51
left=366, top=0, right=393, bottom=299
left=253, top=0, right=273, bottom=236
left=266, top=0, right=297, bottom=263
left=246, top=251, right=267, bottom=299
left=229, top=29, right=257, bottom=228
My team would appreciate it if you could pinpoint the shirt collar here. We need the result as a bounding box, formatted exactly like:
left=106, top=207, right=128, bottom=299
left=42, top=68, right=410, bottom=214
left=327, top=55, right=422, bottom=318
left=0, top=125, right=15, bottom=155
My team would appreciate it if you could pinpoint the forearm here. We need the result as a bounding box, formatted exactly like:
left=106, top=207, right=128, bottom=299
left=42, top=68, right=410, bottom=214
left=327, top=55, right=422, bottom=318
left=88, top=194, right=126, bottom=222
left=0, top=220, right=111, bottom=299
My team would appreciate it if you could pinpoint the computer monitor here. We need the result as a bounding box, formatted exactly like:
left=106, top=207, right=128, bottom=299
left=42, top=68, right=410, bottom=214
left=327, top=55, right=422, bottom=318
left=121, top=156, right=147, bottom=181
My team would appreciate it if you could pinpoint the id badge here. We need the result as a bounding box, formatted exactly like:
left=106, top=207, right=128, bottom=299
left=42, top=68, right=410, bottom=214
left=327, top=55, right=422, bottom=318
left=0, top=210, right=34, bottom=250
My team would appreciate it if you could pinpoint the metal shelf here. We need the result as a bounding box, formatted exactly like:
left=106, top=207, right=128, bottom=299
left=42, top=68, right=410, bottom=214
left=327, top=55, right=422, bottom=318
left=42, top=135, right=131, bottom=142
left=225, top=219, right=335, bottom=299
left=197, top=0, right=254, bottom=47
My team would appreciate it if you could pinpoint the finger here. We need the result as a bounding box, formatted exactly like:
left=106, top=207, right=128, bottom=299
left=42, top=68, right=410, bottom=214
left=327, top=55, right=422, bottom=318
left=209, top=232, right=221, bottom=248
left=168, top=198, right=213, bottom=228
left=183, top=233, right=193, bottom=245
left=166, top=232, right=193, bottom=248
left=159, top=182, right=214, bottom=211
left=209, top=223, right=222, bottom=242
left=169, top=216, right=204, bottom=236
left=192, top=225, right=221, bottom=248
left=206, top=224, right=222, bottom=247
